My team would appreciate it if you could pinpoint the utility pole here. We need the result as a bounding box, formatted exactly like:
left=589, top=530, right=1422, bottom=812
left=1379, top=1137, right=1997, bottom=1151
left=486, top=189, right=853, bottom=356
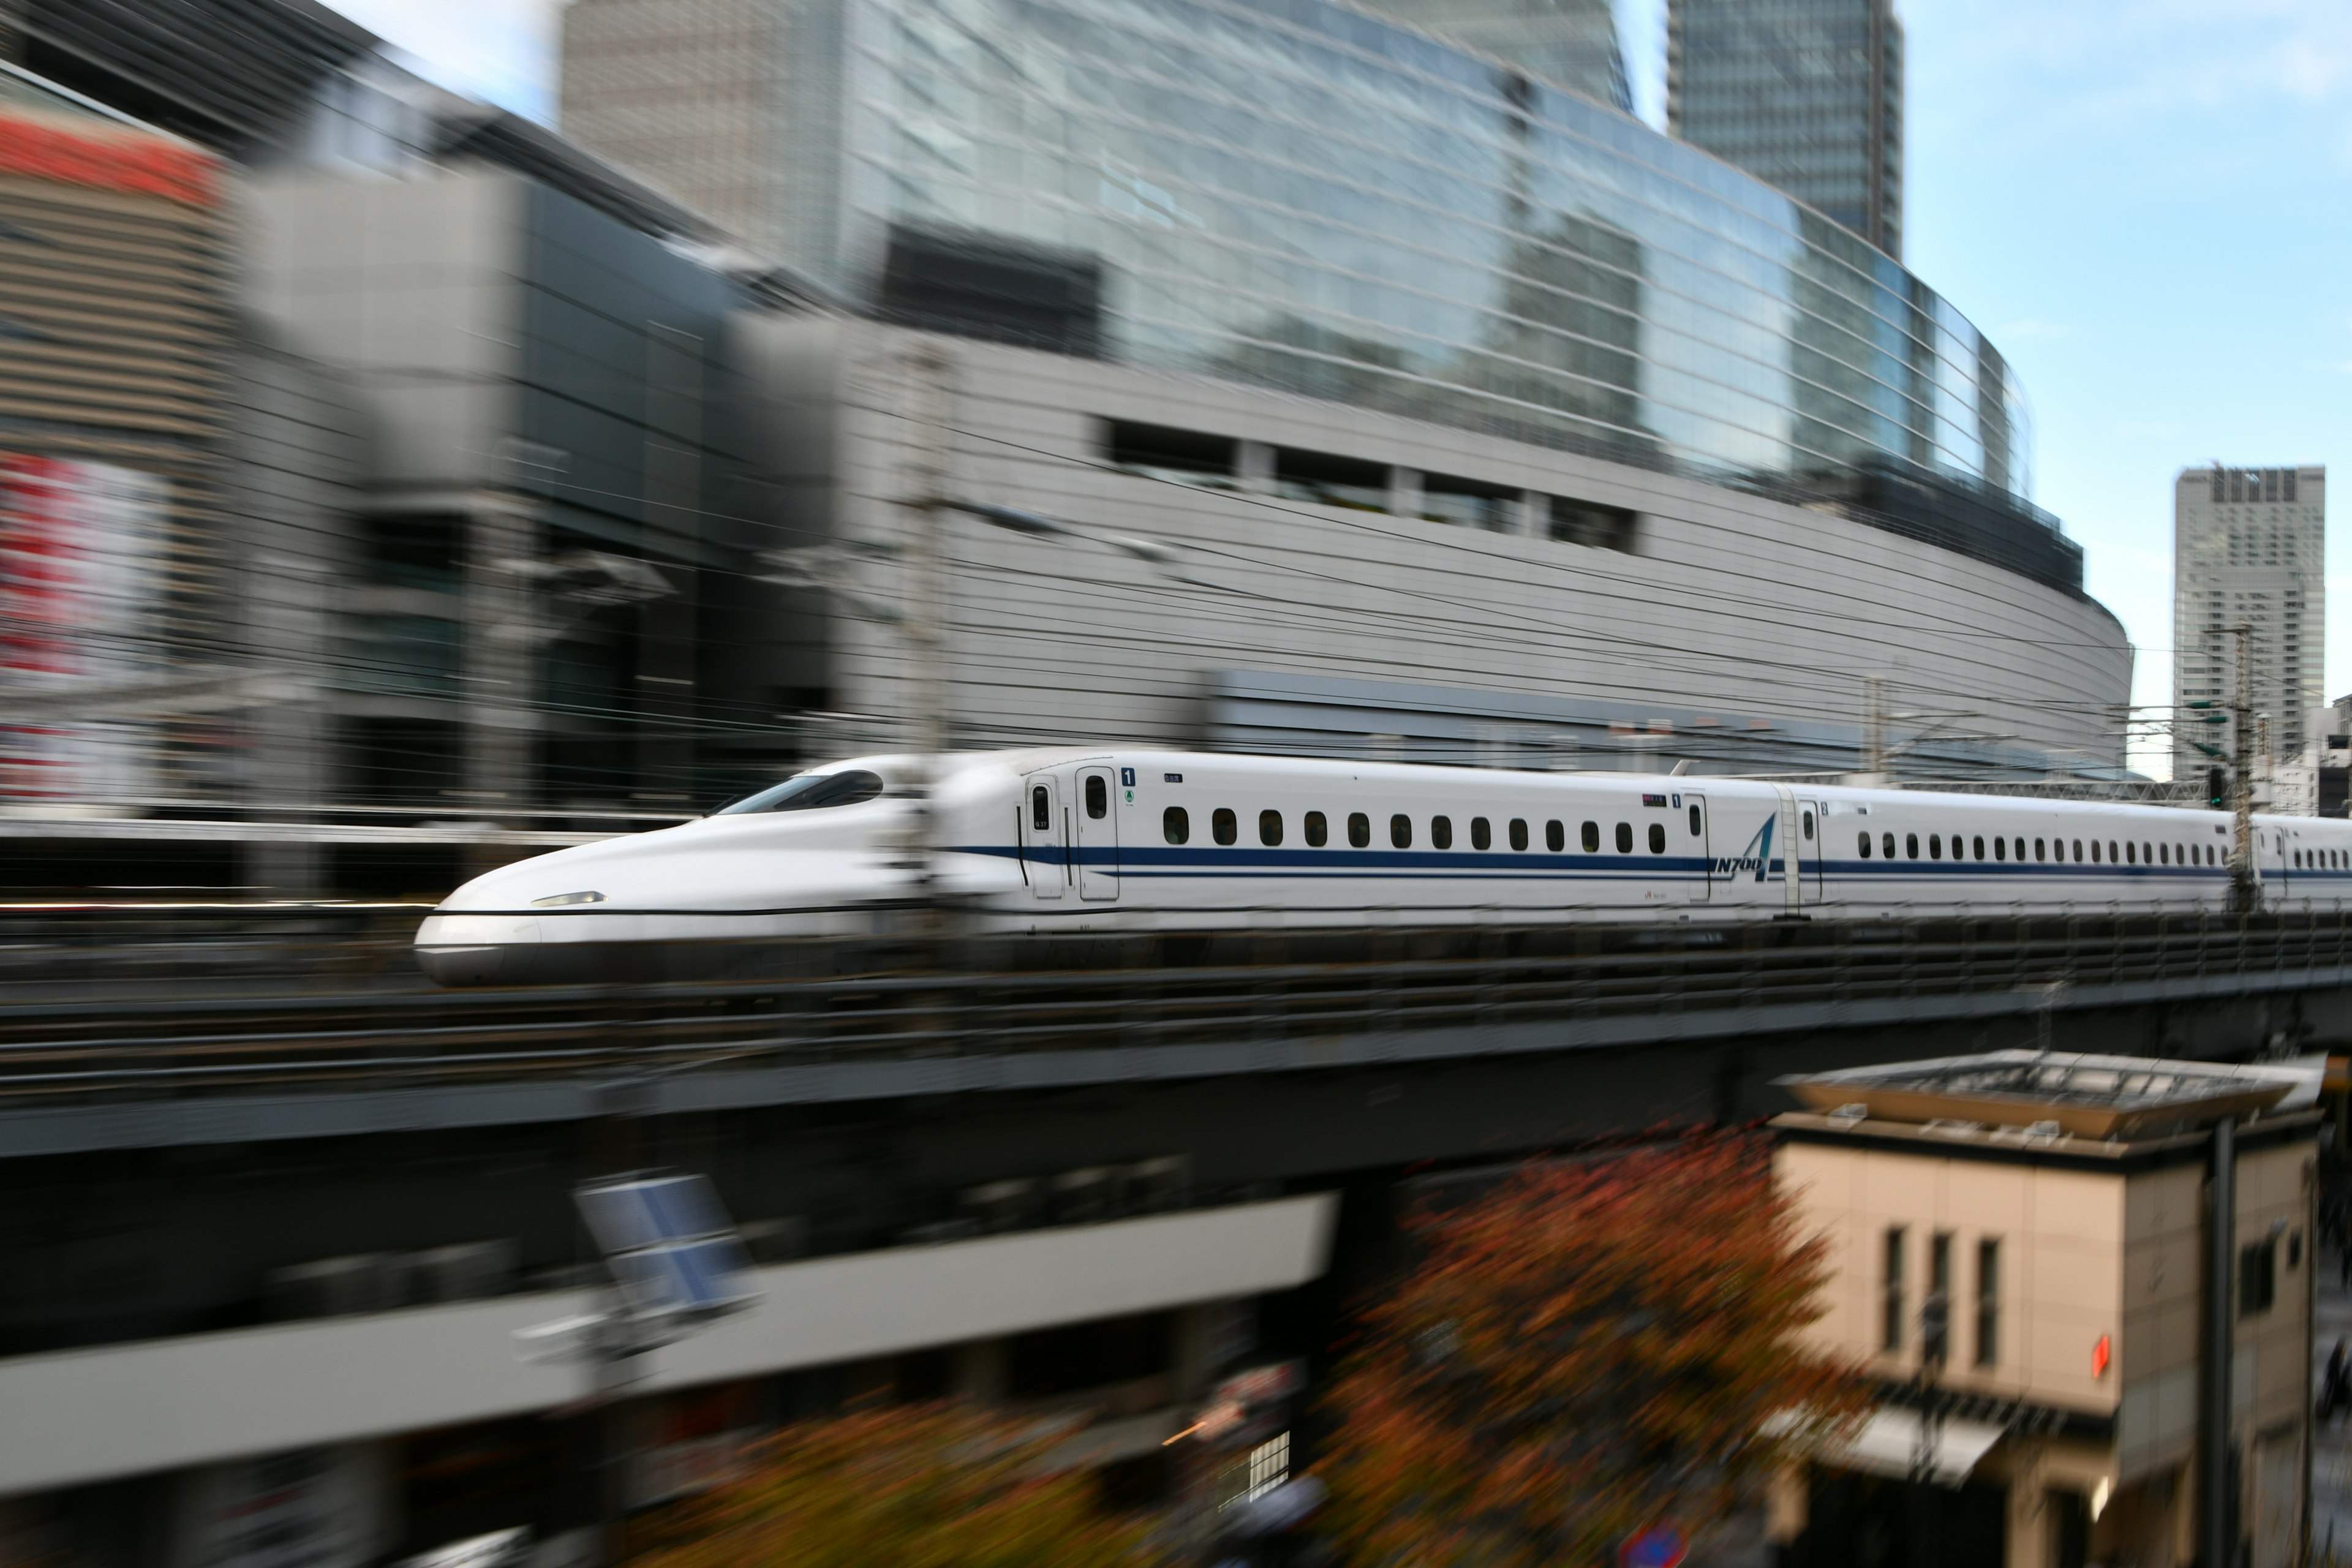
left=2232, top=623, right=2256, bottom=914
left=1860, top=673, right=1888, bottom=783
left=897, top=343, right=954, bottom=919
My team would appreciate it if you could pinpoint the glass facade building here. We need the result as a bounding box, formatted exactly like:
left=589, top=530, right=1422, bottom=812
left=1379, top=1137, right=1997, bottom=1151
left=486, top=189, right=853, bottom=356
left=1345, top=0, right=1630, bottom=115
left=1667, top=0, right=1902, bottom=258
left=570, top=0, right=2028, bottom=510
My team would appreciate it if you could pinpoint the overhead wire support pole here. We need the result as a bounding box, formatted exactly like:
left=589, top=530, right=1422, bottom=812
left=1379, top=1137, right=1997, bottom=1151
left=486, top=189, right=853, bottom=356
left=2233, top=622, right=2256, bottom=915
left=899, top=342, right=954, bottom=925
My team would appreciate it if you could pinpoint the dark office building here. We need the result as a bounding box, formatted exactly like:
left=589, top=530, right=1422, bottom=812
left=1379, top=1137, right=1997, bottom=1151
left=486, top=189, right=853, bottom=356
left=1667, top=0, right=1903, bottom=258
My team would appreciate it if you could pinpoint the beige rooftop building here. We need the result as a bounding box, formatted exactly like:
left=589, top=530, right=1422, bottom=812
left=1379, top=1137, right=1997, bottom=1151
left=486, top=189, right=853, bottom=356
left=1771, top=1050, right=2318, bottom=1568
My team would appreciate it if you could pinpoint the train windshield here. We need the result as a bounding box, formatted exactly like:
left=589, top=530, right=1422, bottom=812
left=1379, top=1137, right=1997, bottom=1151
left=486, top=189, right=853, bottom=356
left=714, top=770, right=887, bottom=815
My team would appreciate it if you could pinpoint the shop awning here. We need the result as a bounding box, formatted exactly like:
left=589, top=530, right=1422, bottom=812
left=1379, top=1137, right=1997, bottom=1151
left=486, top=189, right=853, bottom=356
left=1821, top=1409, right=2007, bottom=1486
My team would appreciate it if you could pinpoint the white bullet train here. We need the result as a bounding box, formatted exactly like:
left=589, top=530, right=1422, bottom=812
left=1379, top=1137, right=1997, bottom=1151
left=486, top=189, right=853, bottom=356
left=413, top=748, right=2352, bottom=984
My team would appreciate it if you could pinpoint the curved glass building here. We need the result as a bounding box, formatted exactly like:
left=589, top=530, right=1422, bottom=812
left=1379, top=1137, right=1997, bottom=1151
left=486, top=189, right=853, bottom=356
left=802, top=0, right=2032, bottom=505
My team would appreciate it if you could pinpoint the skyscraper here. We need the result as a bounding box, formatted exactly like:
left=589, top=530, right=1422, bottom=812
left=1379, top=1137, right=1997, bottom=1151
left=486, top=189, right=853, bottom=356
left=1350, top=0, right=1629, bottom=113
left=2172, top=466, right=2326, bottom=783
left=1667, top=0, right=1903, bottom=257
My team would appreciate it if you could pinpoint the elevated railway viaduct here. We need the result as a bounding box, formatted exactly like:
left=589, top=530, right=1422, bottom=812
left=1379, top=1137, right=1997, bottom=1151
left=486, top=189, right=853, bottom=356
left=1, top=911, right=2347, bottom=1551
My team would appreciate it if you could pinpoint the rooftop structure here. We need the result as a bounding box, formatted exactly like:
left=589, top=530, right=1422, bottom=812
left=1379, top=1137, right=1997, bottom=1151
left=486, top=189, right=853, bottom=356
left=1780, top=1049, right=2308, bottom=1140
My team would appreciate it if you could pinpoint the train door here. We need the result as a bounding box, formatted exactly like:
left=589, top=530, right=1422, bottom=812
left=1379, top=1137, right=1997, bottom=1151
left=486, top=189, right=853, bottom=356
left=1681, top=793, right=1711, bottom=902
left=1798, top=799, right=1826, bottom=902
left=1020, top=772, right=1067, bottom=899
left=1076, top=766, right=1119, bottom=900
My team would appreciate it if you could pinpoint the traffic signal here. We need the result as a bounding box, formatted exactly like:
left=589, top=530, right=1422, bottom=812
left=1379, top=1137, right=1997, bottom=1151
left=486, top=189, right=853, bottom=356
left=2207, top=767, right=2228, bottom=810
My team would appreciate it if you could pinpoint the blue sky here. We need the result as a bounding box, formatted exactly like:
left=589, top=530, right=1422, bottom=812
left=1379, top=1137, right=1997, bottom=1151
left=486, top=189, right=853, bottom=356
left=341, top=0, right=2351, bottom=776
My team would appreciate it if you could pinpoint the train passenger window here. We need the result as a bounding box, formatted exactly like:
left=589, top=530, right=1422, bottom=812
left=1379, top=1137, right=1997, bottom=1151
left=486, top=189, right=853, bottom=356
left=1164, top=807, right=1189, bottom=845
left=1929, top=835, right=1941, bottom=859
left=2108, top=841, right=2118, bottom=863
left=2075, top=840, right=2084, bottom=861
left=1471, top=817, right=1491, bottom=851
left=1615, top=823, right=1634, bottom=854
left=2164, top=844, right=2173, bottom=865
left=1510, top=819, right=1529, bottom=851
left=1690, top=805, right=1703, bottom=837
left=1305, top=811, right=1328, bottom=847
left=2015, top=839, right=2026, bottom=861
left=1905, top=834, right=1918, bottom=859
left=1972, top=836, right=1985, bottom=860
left=1085, top=774, right=1108, bottom=818
left=2141, top=842, right=2151, bottom=865
left=1349, top=812, right=1371, bottom=848
left=1801, top=809, right=1814, bottom=840
left=1580, top=821, right=1598, bottom=852
left=2089, top=840, right=2100, bottom=862
left=1213, top=808, right=1237, bottom=846
left=1391, top=814, right=1412, bottom=849
left=1649, top=823, right=1667, bottom=854
left=1260, top=810, right=1283, bottom=847
left=2035, top=839, right=2046, bottom=861
left=1033, top=786, right=1052, bottom=831
left=1994, top=837, right=2005, bottom=861
left=1547, top=820, right=1565, bottom=852
left=2124, top=842, right=2135, bottom=865
left=1432, top=816, right=1453, bottom=850
left=1859, top=832, right=1872, bottom=858
left=1883, top=832, right=1896, bottom=859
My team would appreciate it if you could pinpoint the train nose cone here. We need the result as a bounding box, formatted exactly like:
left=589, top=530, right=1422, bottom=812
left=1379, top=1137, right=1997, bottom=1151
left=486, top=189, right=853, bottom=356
left=414, top=912, right=543, bottom=986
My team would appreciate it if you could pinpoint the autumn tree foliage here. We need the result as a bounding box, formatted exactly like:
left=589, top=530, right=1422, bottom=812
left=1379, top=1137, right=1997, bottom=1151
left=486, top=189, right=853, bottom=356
left=1318, top=1131, right=1864, bottom=1567
left=627, top=1403, right=1164, bottom=1568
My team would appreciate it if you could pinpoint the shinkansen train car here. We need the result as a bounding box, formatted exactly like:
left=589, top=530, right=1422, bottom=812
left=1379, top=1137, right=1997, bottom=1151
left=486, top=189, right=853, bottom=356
left=413, top=750, right=2352, bottom=984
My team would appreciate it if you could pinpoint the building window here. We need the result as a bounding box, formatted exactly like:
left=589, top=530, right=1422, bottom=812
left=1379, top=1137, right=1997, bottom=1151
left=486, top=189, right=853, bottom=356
left=2240, top=1237, right=2277, bottom=1316
left=1275, top=448, right=1388, bottom=511
left=1975, top=1238, right=2000, bottom=1366
left=1882, top=1226, right=1906, bottom=1352
left=1547, top=497, right=1637, bottom=552
left=1923, top=1232, right=1953, bottom=1365
left=1104, top=420, right=1237, bottom=486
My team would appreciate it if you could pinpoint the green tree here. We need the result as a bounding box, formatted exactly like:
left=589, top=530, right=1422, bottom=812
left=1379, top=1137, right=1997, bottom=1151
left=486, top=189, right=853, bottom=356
left=1319, top=1132, right=1863, bottom=1566
left=629, top=1403, right=1163, bottom=1568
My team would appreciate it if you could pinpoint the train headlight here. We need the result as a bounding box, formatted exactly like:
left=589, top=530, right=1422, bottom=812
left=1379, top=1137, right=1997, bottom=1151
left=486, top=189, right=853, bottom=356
left=530, top=891, right=609, bottom=907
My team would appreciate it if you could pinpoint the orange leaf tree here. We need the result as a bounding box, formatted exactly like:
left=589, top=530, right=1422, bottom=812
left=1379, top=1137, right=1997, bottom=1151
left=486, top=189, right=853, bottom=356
left=1319, top=1131, right=1863, bottom=1567
left=628, top=1403, right=1164, bottom=1568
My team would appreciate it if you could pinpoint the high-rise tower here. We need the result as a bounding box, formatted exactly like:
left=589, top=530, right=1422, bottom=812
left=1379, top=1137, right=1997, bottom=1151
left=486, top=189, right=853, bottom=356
left=1667, top=0, right=1903, bottom=257
left=1352, top=0, right=1629, bottom=113
left=2172, top=465, right=2326, bottom=783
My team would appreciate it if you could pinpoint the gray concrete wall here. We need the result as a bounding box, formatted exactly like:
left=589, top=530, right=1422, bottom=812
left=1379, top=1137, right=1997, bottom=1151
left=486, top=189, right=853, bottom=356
left=744, top=318, right=2134, bottom=767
